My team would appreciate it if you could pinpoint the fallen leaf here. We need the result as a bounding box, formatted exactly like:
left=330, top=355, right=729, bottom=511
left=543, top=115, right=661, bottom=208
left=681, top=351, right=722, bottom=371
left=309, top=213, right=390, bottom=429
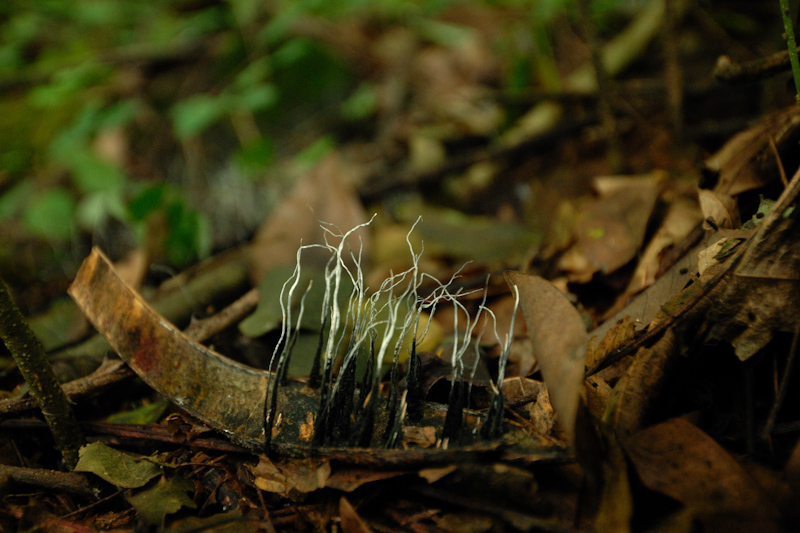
left=75, top=442, right=160, bottom=489
left=106, top=398, right=169, bottom=425
left=403, top=426, right=438, bottom=448
left=247, top=456, right=330, bottom=499
left=698, top=189, right=740, bottom=230
left=168, top=509, right=256, bottom=533
left=418, top=465, right=457, bottom=483
left=625, top=197, right=702, bottom=295
left=624, top=418, right=782, bottom=532
left=704, top=213, right=800, bottom=360
left=704, top=105, right=800, bottom=196
left=437, top=513, right=493, bottom=533
left=586, top=317, right=637, bottom=373
left=325, top=469, right=406, bottom=492
left=603, top=329, right=678, bottom=438
left=249, top=152, right=370, bottom=283
left=505, top=272, right=587, bottom=445
left=126, top=475, right=197, bottom=525
left=339, top=497, right=373, bottom=533
left=593, top=434, right=632, bottom=533
left=393, top=200, right=539, bottom=264
left=558, top=171, right=663, bottom=282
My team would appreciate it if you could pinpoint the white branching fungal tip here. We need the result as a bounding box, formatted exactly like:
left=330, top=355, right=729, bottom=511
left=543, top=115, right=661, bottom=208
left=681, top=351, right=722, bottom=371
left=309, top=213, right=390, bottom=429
left=273, top=216, right=518, bottom=441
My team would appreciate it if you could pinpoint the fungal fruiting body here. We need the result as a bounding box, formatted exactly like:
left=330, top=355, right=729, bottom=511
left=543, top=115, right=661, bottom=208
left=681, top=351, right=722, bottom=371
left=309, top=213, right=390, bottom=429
left=263, top=217, right=519, bottom=450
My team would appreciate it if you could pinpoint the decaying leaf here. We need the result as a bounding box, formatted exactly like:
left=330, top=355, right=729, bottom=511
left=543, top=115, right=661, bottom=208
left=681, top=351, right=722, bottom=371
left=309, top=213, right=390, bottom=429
left=624, top=418, right=782, bottom=532
left=168, top=509, right=256, bottom=533
left=505, top=272, right=587, bottom=445
left=247, top=455, right=330, bottom=499
left=703, top=213, right=800, bottom=360
left=325, top=469, right=407, bottom=492
left=75, top=442, right=160, bottom=489
left=593, top=434, right=633, bottom=533
left=698, top=189, right=740, bottom=230
left=125, top=475, right=197, bottom=525
left=502, top=378, right=558, bottom=438
left=339, top=497, right=373, bottom=533
left=603, top=329, right=678, bottom=438
left=418, top=465, right=457, bottom=483
left=249, top=153, right=371, bottom=283
left=69, top=248, right=271, bottom=447
left=557, top=171, right=663, bottom=282
left=625, top=197, right=701, bottom=296
left=704, top=105, right=800, bottom=196
left=437, top=513, right=494, bottom=533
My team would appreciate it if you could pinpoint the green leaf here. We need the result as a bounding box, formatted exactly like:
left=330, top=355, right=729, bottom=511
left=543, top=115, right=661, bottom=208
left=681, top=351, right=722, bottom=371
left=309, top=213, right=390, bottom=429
left=234, top=57, right=272, bottom=90
left=341, top=82, right=377, bottom=121
left=168, top=509, right=255, bottom=533
left=394, top=201, right=540, bottom=263
left=69, top=150, right=127, bottom=194
left=171, top=95, right=229, bottom=140
left=235, top=137, right=274, bottom=173
left=240, top=264, right=352, bottom=338
left=414, top=19, right=474, bottom=47
left=272, top=38, right=313, bottom=68
left=28, top=63, right=109, bottom=109
left=233, top=84, right=279, bottom=113
left=0, top=181, right=33, bottom=220
left=239, top=265, right=299, bottom=338
left=107, top=399, right=169, bottom=425
left=293, top=135, right=335, bottom=171
left=128, top=183, right=169, bottom=221
left=75, top=442, right=161, bottom=488
left=126, top=475, right=196, bottom=525
left=76, top=188, right=128, bottom=230
left=22, top=188, right=76, bottom=241
left=164, top=202, right=212, bottom=266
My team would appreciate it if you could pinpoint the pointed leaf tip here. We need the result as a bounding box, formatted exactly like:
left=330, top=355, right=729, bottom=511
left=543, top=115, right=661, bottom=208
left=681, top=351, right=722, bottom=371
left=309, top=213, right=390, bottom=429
left=505, top=271, right=587, bottom=445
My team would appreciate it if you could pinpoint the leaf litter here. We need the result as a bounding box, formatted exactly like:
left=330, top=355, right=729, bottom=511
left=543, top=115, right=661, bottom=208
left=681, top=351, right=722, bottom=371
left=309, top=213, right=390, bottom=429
left=5, top=2, right=800, bottom=532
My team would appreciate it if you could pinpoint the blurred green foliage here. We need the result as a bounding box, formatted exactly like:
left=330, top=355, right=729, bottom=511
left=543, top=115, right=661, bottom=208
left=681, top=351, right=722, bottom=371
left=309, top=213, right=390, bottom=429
left=0, top=0, right=634, bottom=270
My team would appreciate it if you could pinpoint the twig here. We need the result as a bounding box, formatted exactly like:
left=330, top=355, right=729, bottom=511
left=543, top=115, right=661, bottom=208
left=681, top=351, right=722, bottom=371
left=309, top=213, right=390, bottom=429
left=779, top=0, right=800, bottom=105
left=768, top=136, right=790, bottom=187
left=0, top=464, right=100, bottom=498
left=713, top=51, right=791, bottom=84
left=761, top=325, right=800, bottom=440
left=0, top=279, right=84, bottom=468
left=576, top=0, right=624, bottom=172
left=663, top=0, right=685, bottom=136
left=184, top=287, right=259, bottom=341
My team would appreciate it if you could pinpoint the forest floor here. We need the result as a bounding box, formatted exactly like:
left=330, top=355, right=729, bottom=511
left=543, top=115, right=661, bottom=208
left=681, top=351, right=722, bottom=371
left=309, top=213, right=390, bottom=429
left=1, top=1, right=800, bottom=531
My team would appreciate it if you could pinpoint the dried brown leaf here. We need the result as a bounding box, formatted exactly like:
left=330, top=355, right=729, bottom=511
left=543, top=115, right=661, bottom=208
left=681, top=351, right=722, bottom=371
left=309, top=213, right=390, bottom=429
left=603, top=329, right=678, bottom=438
left=339, top=497, right=373, bottom=533
left=558, top=172, right=663, bottom=281
left=698, top=189, right=740, bottom=230
left=705, top=106, right=800, bottom=196
left=247, top=456, right=330, bottom=499
left=505, top=272, right=587, bottom=445
left=625, top=418, right=782, bottom=532
left=249, top=153, right=370, bottom=283
left=626, top=197, right=701, bottom=296
left=325, top=469, right=406, bottom=492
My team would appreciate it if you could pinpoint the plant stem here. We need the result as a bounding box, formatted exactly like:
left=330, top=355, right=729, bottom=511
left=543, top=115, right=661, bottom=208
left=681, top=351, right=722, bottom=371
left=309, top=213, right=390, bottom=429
left=0, top=279, right=84, bottom=468
left=779, top=0, right=800, bottom=105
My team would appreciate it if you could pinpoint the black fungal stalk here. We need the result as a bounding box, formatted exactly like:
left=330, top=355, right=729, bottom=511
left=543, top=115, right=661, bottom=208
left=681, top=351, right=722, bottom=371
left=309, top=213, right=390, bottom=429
left=271, top=218, right=519, bottom=451
left=405, top=337, right=423, bottom=421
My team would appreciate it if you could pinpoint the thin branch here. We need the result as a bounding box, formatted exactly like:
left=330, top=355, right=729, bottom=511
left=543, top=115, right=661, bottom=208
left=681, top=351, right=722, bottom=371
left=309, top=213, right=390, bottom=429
left=779, top=0, right=800, bottom=105
left=0, top=279, right=84, bottom=468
